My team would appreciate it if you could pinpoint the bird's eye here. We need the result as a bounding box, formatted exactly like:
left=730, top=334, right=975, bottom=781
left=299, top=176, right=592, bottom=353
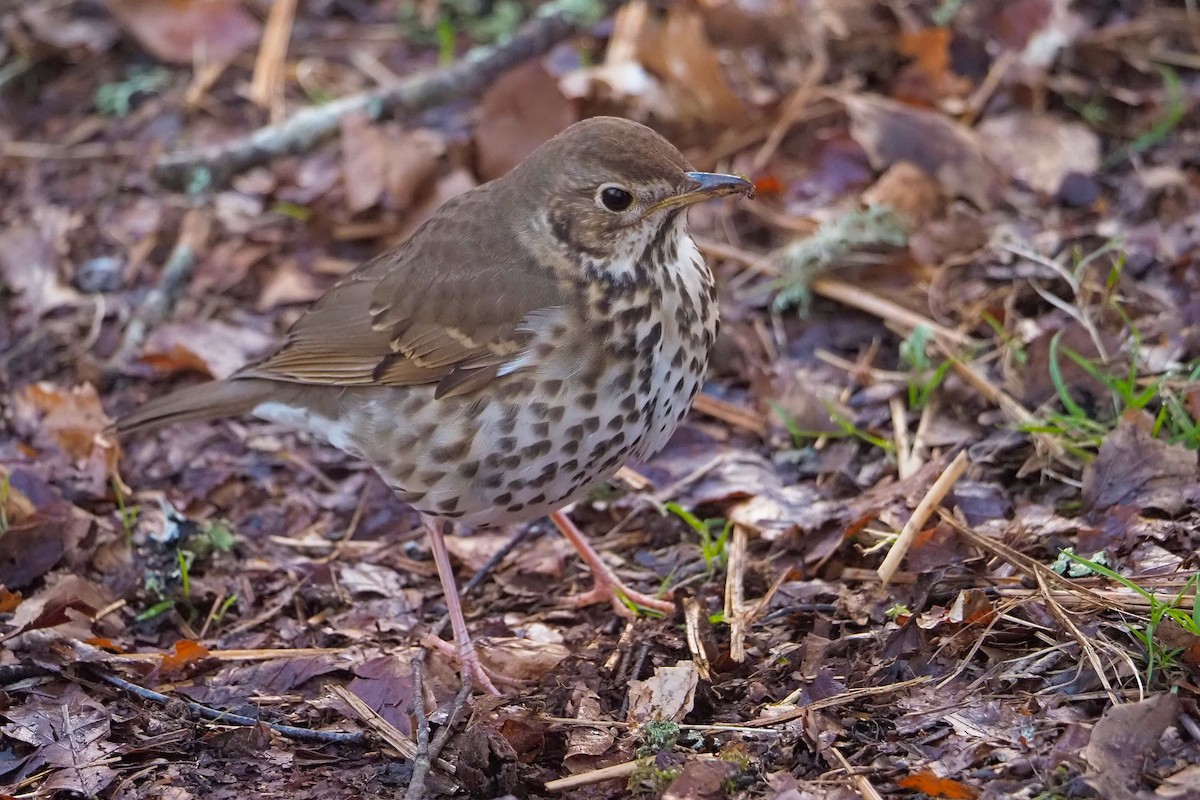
left=598, top=185, right=635, bottom=212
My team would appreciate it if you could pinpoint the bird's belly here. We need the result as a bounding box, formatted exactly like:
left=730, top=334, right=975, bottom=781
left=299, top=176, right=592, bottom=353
left=256, top=370, right=639, bottom=527
left=252, top=324, right=709, bottom=528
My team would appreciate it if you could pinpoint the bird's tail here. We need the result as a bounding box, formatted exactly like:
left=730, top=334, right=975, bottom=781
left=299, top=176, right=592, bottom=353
left=113, top=378, right=275, bottom=436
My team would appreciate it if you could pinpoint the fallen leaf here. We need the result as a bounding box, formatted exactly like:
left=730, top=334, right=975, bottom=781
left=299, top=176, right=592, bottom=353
left=0, top=470, right=93, bottom=589
left=861, top=161, right=944, bottom=228
left=663, top=759, right=739, bottom=800
left=564, top=686, right=617, bottom=765
left=340, top=111, right=389, bottom=214
left=0, top=587, right=22, bottom=613
left=346, top=654, right=415, bottom=736
left=476, top=61, right=576, bottom=181
left=338, top=562, right=407, bottom=598
left=5, top=574, right=115, bottom=639
left=103, top=0, right=261, bottom=65
left=634, top=3, right=745, bottom=125
left=561, top=1, right=743, bottom=130
left=477, top=638, right=570, bottom=683
left=1, top=686, right=118, bottom=797
left=255, top=260, right=327, bottom=311
left=0, top=219, right=82, bottom=322
left=627, top=660, right=700, bottom=724
left=845, top=94, right=1000, bottom=209
left=140, top=320, right=275, bottom=379
left=978, top=112, right=1101, bottom=195
left=1082, top=412, right=1198, bottom=515
left=896, top=770, right=979, bottom=799
left=894, top=27, right=972, bottom=106
left=1157, top=764, right=1200, bottom=798
left=1084, top=694, right=1180, bottom=800
left=160, top=640, right=211, bottom=674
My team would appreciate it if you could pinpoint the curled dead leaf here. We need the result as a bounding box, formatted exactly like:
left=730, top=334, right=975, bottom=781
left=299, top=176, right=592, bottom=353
left=103, top=0, right=262, bottom=65
left=627, top=659, right=700, bottom=724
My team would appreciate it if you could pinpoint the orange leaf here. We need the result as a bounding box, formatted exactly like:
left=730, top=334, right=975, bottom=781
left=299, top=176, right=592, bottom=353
left=897, top=770, right=979, bottom=799
left=752, top=175, right=784, bottom=195
left=160, top=640, right=210, bottom=674
left=0, top=587, right=22, bottom=613
left=84, top=637, right=126, bottom=653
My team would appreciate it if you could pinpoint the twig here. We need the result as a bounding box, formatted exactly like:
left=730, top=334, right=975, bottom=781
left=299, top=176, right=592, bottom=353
left=543, top=759, right=641, bottom=792
left=725, top=523, right=749, bottom=662
left=329, top=684, right=456, bottom=774
left=544, top=756, right=722, bottom=792
left=404, top=654, right=433, bottom=800
left=105, top=208, right=211, bottom=369
left=692, top=393, right=771, bottom=437
left=751, top=50, right=829, bottom=171
left=1034, top=571, right=1122, bottom=706
left=249, top=0, right=297, bottom=120
left=155, top=0, right=620, bottom=188
left=826, top=748, right=884, bottom=800
left=683, top=597, right=712, bottom=681
left=101, top=672, right=366, bottom=744
left=747, top=676, right=933, bottom=727
left=877, top=450, right=970, bottom=584
left=428, top=680, right=473, bottom=766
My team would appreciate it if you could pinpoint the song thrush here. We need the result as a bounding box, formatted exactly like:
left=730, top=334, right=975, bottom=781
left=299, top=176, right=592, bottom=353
left=116, top=117, right=754, bottom=694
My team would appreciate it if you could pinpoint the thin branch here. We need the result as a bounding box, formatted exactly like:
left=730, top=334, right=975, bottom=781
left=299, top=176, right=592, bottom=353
left=100, top=672, right=366, bottom=745
left=155, top=0, right=620, bottom=189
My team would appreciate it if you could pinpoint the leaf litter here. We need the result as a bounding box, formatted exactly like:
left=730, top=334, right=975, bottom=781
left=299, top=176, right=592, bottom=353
left=2, top=0, right=1200, bottom=798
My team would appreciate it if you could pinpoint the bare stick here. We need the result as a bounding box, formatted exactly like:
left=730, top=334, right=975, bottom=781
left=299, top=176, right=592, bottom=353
left=877, top=450, right=970, bottom=584
left=101, top=672, right=365, bottom=744
left=155, top=0, right=619, bottom=189
left=404, top=654, right=433, bottom=800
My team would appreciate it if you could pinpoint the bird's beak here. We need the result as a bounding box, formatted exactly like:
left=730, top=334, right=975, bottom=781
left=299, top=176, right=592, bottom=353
left=648, top=172, right=756, bottom=213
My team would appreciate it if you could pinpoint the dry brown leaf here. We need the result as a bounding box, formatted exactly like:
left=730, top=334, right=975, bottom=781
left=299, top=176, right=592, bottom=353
left=140, top=320, right=275, bottom=379
left=1082, top=412, right=1198, bottom=515
left=627, top=659, right=699, bottom=724
left=17, top=383, right=118, bottom=488
left=861, top=162, right=944, bottom=228
left=477, top=638, right=570, bottom=683
left=386, top=128, right=444, bottom=211
left=340, top=111, right=389, bottom=214
left=0, top=218, right=82, bottom=321
left=845, top=94, right=1000, bottom=210
left=564, top=686, right=617, bottom=765
left=103, top=0, right=262, bottom=65
left=1084, top=693, right=1180, bottom=800
left=978, top=112, right=1100, bottom=195
left=663, top=759, right=739, bottom=800
left=562, top=1, right=743, bottom=129
left=894, top=28, right=972, bottom=106
left=255, top=261, right=327, bottom=311
left=476, top=62, right=576, bottom=182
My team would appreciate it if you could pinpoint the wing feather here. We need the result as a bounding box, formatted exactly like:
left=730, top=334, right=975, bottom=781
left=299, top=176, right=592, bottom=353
left=236, top=185, right=570, bottom=391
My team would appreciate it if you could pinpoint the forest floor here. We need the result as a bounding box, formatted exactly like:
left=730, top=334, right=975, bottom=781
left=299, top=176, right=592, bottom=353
left=1, top=1, right=1199, bottom=798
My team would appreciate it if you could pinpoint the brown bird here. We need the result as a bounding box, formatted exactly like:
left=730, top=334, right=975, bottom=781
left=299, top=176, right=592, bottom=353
left=115, top=117, right=754, bottom=694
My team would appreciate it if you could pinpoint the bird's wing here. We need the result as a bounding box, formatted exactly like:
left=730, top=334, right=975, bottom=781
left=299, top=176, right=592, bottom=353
left=238, top=187, right=569, bottom=398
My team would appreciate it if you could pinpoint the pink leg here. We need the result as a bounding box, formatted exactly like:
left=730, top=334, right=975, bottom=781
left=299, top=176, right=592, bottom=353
left=550, top=510, right=675, bottom=617
left=425, top=520, right=500, bottom=696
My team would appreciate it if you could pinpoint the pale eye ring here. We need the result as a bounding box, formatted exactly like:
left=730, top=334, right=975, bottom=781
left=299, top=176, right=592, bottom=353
left=597, top=184, right=635, bottom=212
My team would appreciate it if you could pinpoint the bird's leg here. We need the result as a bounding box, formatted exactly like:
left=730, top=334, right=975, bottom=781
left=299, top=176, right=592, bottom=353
left=424, top=519, right=501, bottom=696
left=549, top=510, right=675, bottom=617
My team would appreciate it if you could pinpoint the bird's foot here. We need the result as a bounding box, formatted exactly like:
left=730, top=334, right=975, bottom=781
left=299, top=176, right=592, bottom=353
left=567, top=577, right=675, bottom=618
left=420, top=634, right=506, bottom=696
left=549, top=510, right=675, bottom=618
